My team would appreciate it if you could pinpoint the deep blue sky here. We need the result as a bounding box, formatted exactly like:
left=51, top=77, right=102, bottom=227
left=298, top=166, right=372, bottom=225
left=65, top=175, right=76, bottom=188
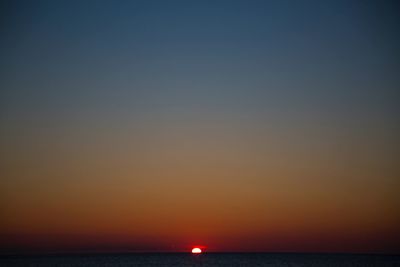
left=1, top=0, right=399, bottom=122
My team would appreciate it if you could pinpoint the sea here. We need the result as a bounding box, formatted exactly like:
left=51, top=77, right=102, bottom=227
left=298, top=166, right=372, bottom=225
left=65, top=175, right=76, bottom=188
left=1, top=253, right=400, bottom=266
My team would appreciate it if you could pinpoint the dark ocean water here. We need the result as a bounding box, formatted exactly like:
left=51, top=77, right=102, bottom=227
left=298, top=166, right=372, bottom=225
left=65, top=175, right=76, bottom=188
left=1, top=253, right=400, bottom=267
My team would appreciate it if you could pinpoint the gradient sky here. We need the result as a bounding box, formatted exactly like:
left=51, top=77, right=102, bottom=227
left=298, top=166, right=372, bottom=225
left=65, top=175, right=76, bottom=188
left=1, top=0, right=399, bottom=254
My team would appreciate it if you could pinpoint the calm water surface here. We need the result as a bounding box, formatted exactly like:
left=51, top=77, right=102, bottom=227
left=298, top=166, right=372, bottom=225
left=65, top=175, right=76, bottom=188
left=1, top=253, right=400, bottom=266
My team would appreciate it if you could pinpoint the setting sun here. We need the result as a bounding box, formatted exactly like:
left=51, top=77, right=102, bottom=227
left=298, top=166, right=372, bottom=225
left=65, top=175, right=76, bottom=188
left=191, top=247, right=202, bottom=254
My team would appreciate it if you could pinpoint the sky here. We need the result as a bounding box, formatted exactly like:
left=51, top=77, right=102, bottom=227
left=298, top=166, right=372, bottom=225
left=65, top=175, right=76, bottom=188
left=0, top=0, right=399, bottom=254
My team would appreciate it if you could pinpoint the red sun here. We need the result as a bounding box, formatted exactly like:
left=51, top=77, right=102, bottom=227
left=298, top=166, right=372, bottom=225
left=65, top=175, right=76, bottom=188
left=191, top=247, right=202, bottom=254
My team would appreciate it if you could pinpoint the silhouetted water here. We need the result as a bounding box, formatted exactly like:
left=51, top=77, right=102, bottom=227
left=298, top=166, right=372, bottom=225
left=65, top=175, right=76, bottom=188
left=1, top=253, right=400, bottom=266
